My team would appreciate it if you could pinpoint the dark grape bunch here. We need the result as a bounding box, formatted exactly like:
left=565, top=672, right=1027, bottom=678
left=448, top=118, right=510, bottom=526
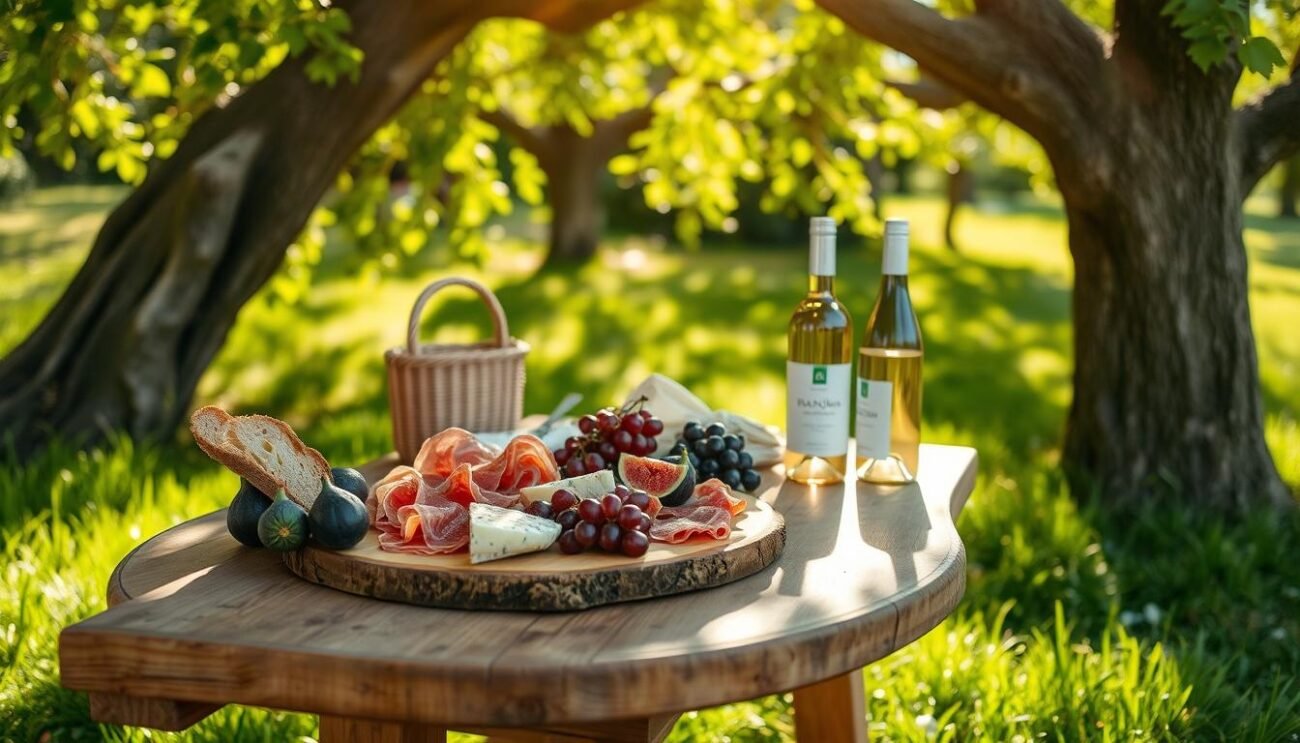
left=674, top=421, right=763, bottom=493
left=552, top=396, right=665, bottom=478
left=524, top=486, right=653, bottom=557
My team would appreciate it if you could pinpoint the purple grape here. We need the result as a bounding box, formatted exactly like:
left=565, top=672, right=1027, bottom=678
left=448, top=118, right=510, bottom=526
left=617, top=504, right=643, bottom=531
left=578, top=499, right=604, bottom=524
left=558, top=530, right=583, bottom=554
left=574, top=521, right=599, bottom=547
left=550, top=489, right=579, bottom=513
left=626, top=491, right=652, bottom=512
left=621, top=529, right=650, bottom=557
left=556, top=509, right=580, bottom=531
left=600, top=494, right=623, bottom=520
left=598, top=522, right=623, bottom=552
left=524, top=501, right=553, bottom=520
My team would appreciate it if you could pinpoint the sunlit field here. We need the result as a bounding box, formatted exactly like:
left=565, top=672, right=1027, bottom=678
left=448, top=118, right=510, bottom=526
left=2, top=186, right=1298, bottom=741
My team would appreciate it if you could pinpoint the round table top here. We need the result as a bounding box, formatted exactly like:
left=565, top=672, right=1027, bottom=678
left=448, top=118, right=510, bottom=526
left=61, top=444, right=976, bottom=728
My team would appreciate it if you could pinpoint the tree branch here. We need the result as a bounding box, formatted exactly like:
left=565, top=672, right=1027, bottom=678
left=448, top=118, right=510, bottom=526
left=1238, top=50, right=1300, bottom=195
left=479, top=106, right=549, bottom=154
left=885, top=77, right=965, bottom=110
left=814, top=0, right=1106, bottom=173
left=512, top=0, right=647, bottom=33
left=593, top=104, right=655, bottom=154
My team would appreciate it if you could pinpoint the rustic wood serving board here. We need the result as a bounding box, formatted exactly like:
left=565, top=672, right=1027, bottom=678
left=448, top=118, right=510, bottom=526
left=284, top=492, right=785, bottom=612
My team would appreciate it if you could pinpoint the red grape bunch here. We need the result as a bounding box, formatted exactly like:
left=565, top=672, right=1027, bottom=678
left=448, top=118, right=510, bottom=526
left=552, top=397, right=665, bottom=478
left=524, top=486, right=654, bottom=557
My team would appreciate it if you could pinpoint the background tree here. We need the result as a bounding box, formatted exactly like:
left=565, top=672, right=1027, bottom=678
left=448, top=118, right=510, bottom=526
left=1280, top=154, right=1299, bottom=218
left=807, top=0, right=1300, bottom=511
left=0, top=0, right=643, bottom=455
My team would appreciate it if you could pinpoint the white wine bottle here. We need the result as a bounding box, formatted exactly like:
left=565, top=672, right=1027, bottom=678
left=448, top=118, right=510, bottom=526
left=785, top=217, right=853, bottom=485
left=856, top=218, right=922, bottom=484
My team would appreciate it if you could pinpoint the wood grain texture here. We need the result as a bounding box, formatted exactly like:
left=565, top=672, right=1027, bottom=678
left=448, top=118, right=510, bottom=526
left=87, top=693, right=219, bottom=731
left=468, top=714, right=678, bottom=742
left=62, top=444, right=976, bottom=728
left=284, top=493, right=784, bottom=611
left=792, top=672, right=867, bottom=743
left=319, top=716, right=446, bottom=742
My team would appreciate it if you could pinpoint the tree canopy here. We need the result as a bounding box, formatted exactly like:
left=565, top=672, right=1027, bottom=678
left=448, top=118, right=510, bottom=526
left=3, top=0, right=1295, bottom=274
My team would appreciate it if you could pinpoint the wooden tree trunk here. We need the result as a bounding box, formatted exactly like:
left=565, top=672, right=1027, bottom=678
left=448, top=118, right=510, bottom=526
left=815, top=0, right=1299, bottom=511
left=1281, top=155, right=1299, bottom=218
left=1059, top=32, right=1291, bottom=511
left=540, top=129, right=606, bottom=264
left=943, top=161, right=972, bottom=252
left=0, top=0, right=641, bottom=455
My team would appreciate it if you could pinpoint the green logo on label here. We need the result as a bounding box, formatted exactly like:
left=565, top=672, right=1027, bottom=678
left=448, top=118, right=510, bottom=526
left=812, top=366, right=827, bottom=385
left=860, top=379, right=869, bottom=397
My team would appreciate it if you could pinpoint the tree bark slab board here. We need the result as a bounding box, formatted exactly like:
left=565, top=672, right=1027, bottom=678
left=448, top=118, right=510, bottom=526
left=283, top=491, right=784, bottom=612
left=61, top=443, right=976, bottom=729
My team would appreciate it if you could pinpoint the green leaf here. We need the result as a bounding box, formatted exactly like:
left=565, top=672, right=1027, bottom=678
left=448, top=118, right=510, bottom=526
left=1237, top=37, right=1287, bottom=77
left=1187, top=37, right=1227, bottom=71
left=131, top=64, right=171, bottom=99
left=609, top=154, right=639, bottom=176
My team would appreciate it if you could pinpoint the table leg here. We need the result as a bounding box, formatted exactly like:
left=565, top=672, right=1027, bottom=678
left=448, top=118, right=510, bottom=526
left=318, top=716, right=446, bottom=742
left=792, top=670, right=867, bottom=742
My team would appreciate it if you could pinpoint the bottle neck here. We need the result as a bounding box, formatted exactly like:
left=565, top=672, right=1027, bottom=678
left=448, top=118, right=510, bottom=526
left=808, top=274, right=835, bottom=295
left=878, top=274, right=908, bottom=292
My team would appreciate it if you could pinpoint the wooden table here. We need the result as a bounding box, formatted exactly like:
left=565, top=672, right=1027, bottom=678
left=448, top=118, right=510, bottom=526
left=60, top=444, right=976, bottom=742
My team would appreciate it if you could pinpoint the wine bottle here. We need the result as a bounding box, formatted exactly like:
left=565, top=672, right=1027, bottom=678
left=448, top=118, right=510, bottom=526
left=856, top=218, right=923, bottom=484
left=785, top=217, right=854, bottom=485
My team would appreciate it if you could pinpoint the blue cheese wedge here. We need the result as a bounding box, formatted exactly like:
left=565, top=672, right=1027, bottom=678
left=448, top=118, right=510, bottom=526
left=468, top=502, right=562, bottom=564
left=520, top=470, right=615, bottom=502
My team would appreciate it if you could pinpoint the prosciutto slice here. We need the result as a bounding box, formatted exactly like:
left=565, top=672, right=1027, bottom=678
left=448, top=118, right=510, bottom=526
left=649, top=478, right=743, bottom=544
left=413, top=428, right=500, bottom=479
left=368, top=466, right=425, bottom=528
left=425, top=463, right=521, bottom=510
left=370, top=430, right=559, bottom=555
left=380, top=498, right=470, bottom=555
left=470, top=435, right=560, bottom=492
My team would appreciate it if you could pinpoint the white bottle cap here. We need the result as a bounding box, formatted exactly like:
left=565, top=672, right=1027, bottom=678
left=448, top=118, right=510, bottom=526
left=809, top=217, right=836, bottom=276
left=882, top=218, right=909, bottom=276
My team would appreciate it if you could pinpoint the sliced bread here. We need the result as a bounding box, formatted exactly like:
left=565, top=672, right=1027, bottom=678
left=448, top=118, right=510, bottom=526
left=190, top=406, right=331, bottom=509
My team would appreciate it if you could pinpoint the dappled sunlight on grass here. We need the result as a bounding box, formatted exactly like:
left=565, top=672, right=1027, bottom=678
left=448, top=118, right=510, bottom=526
left=3, top=188, right=1300, bottom=740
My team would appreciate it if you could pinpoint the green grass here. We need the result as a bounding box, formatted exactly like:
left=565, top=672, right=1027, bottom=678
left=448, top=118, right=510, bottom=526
left=2, top=186, right=1299, bottom=741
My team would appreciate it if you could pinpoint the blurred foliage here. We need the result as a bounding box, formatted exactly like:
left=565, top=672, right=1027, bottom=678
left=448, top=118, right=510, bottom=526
left=0, top=0, right=361, bottom=182
left=1, top=0, right=1297, bottom=298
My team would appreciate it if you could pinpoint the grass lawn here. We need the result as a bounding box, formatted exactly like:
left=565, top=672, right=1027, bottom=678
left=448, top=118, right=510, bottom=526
left=2, top=185, right=1299, bottom=741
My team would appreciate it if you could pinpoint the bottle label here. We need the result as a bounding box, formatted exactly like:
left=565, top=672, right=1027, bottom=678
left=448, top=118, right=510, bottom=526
left=855, top=378, right=893, bottom=459
left=786, top=361, right=851, bottom=457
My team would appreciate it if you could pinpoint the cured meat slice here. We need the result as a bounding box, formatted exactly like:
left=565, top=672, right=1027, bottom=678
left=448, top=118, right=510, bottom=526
left=368, top=466, right=425, bottom=529
left=648, top=479, right=743, bottom=544
left=650, top=504, right=732, bottom=544
left=425, top=463, right=521, bottom=510
left=470, top=434, right=560, bottom=493
left=413, top=427, right=500, bottom=479
left=377, top=497, right=470, bottom=555
left=693, top=479, right=746, bottom=516
left=372, top=430, right=559, bottom=556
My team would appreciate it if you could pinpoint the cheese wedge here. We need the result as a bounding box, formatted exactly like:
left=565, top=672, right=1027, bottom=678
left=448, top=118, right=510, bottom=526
left=520, top=469, right=615, bottom=503
left=468, top=502, right=562, bottom=564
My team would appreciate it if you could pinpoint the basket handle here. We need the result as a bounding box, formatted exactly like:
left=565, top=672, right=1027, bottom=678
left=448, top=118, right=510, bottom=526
left=406, top=277, right=511, bottom=352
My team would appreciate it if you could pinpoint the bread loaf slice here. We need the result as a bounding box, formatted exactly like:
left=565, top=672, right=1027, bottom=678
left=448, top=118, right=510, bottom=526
left=190, top=406, right=331, bottom=509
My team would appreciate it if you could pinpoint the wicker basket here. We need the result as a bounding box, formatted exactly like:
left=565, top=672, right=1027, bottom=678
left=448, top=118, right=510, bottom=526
left=386, top=277, right=528, bottom=463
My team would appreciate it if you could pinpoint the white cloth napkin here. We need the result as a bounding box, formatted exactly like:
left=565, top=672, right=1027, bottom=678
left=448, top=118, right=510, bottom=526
left=623, top=374, right=785, bottom=467
left=475, top=424, right=580, bottom=453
